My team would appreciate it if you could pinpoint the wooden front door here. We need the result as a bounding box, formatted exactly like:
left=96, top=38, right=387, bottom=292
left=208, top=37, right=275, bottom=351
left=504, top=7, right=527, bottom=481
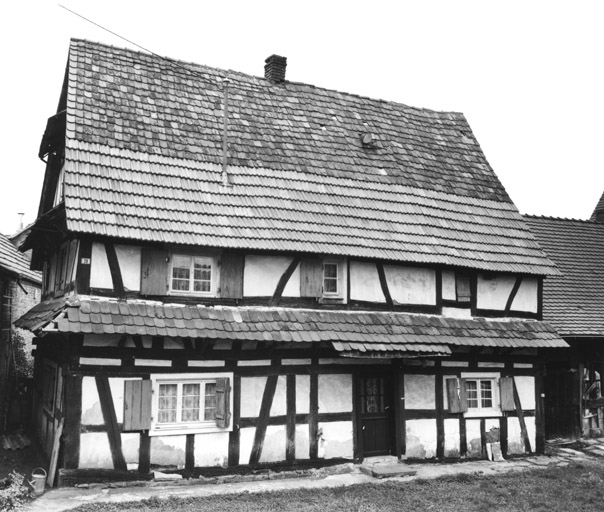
left=544, top=363, right=581, bottom=440
left=358, top=375, right=394, bottom=457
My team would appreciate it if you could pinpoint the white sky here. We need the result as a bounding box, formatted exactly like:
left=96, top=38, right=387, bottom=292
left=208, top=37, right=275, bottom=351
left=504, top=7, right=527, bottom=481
left=1, top=1, right=603, bottom=236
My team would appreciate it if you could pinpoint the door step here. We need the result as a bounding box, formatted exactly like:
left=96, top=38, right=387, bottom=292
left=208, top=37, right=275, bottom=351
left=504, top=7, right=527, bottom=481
left=360, top=456, right=417, bottom=479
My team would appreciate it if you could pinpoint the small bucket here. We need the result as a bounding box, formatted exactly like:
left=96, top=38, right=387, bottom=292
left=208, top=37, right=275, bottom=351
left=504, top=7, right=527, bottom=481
left=29, top=468, right=47, bottom=496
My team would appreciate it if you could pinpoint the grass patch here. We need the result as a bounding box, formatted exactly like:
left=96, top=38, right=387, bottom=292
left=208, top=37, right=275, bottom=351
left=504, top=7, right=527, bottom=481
left=70, top=461, right=604, bottom=512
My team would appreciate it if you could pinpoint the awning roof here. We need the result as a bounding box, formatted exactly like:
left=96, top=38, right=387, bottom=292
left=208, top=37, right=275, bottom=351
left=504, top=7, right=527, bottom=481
left=16, top=296, right=568, bottom=358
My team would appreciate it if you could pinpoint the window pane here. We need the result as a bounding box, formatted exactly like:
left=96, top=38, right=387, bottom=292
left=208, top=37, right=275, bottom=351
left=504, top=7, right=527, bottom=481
left=324, top=263, right=338, bottom=294
left=182, top=383, right=200, bottom=422
left=480, top=380, right=493, bottom=408
left=172, top=256, right=191, bottom=291
left=204, top=382, right=217, bottom=420
left=193, top=260, right=212, bottom=292
left=466, top=380, right=478, bottom=409
left=158, top=384, right=178, bottom=423
left=324, top=263, right=338, bottom=278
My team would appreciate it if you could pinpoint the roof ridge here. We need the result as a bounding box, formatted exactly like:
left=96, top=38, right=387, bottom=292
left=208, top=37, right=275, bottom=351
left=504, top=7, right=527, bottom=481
left=69, top=38, right=465, bottom=117
left=524, top=214, right=600, bottom=223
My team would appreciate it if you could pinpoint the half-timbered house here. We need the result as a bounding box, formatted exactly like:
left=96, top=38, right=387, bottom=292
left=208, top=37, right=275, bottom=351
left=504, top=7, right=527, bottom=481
left=17, top=39, right=568, bottom=481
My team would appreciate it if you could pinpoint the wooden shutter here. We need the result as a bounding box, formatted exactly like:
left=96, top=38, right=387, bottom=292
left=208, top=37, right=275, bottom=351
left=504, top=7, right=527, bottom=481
left=123, top=379, right=152, bottom=431
left=214, top=378, right=232, bottom=429
left=141, top=248, right=169, bottom=296
left=220, top=253, right=244, bottom=298
left=300, top=259, right=322, bottom=297
left=446, top=378, right=468, bottom=413
left=500, top=376, right=516, bottom=412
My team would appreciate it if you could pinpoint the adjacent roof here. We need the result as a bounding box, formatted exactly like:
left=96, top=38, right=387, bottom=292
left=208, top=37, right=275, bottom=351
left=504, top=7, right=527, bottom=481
left=0, top=233, right=41, bottom=284
left=16, top=296, right=567, bottom=357
left=525, top=216, right=604, bottom=337
left=45, top=39, right=558, bottom=275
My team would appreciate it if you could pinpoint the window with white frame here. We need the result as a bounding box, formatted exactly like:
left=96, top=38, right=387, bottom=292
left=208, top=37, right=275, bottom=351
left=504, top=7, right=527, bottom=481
left=322, top=260, right=341, bottom=297
left=170, top=254, right=215, bottom=295
left=150, top=373, right=232, bottom=435
left=462, top=373, right=500, bottom=416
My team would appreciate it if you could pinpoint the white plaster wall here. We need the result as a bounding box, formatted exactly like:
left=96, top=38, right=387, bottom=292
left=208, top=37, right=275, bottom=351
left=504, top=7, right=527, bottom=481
left=259, top=425, right=287, bottom=463
left=240, top=377, right=267, bottom=418
left=79, top=432, right=139, bottom=468
left=476, top=274, right=515, bottom=310
left=465, top=419, right=482, bottom=457
left=515, top=376, right=536, bottom=410
left=384, top=265, right=436, bottom=305
left=444, top=418, right=460, bottom=457
left=318, top=375, right=352, bottom=413
left=150, top=435, right=186, bottom=466
left=194, top=432, right=230, bottom=467
left=511, top=278, right=538, bottom=313
left=441, top=307, right=471, bottom=319
left=243, top=256, right=300, bottom=297
left=404, top=374, right=435, bottom=409
left=406, top=419, right=436, bottom=458
left=507, top=417, right=536, bottom=455
left=295, top=424, right=310, bottom=459
left=239, top=427, right=255, bottom=465
left=441, top=271, right=456, bottom=300
left=296, top=375, right=310, bottom=414
left=90, top=242, right=142, bottom=291
left=319, top=421, right=353, bottom=459
left=270, top=376, right=287, bottom=416
left=350, top=261, right=385, bottom=303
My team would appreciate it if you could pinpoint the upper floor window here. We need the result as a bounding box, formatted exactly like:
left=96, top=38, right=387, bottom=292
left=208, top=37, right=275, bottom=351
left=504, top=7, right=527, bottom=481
left=170, top=254, right=215, bottom=295
left=323, top=261, right=340, bottom=295
left=456, top=274, right=472, bottom=303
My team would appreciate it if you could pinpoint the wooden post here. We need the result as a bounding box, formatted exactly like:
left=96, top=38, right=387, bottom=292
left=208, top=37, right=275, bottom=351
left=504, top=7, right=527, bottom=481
left=534, top=366, right=545, bottom=453
left=309, top=371, right=319, bottom=459
left=393, top=366, right=405, bottom=459
left=185, top=434, right=195, bottom=471
left=249, top=375, right=279, bottom=465
left=435, top=363, right=445, bottom=458
left=138, top=432, right=151, bottom=474
left=228, top=374, right=241, bottom=467
left=62, top=375, right=82, bottom=469
left=95, top=376, right=127, bottom=471
left=286, top=374, right=296, bottom=462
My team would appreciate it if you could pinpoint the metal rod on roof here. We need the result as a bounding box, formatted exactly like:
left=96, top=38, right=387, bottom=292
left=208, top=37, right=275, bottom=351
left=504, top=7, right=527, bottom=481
left=222, top=78, right=231, bottom=186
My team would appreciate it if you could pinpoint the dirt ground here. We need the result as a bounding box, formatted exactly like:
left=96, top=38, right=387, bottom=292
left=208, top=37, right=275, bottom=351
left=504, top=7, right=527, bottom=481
left=0, top=436, right=47, bottom=482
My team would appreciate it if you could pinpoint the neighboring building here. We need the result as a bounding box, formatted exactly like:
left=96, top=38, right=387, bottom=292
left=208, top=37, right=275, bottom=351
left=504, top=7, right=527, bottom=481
left=0, top=233, right=42, bottom=430
left=18, top=39, right=567, bottom=481
left=526, top=210, right=604, bottom=440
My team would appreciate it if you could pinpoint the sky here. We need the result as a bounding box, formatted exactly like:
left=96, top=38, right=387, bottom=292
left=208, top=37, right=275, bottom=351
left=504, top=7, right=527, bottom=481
left=0, top=1, right=602, bottom=236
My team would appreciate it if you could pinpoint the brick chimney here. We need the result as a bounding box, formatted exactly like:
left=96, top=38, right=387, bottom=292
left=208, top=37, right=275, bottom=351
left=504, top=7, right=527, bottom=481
left=264, top=55, right=287, bottom=83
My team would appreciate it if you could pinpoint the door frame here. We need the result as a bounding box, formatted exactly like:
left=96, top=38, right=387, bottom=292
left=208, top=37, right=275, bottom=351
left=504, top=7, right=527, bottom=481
left=353, top=369, right=397, bottom=460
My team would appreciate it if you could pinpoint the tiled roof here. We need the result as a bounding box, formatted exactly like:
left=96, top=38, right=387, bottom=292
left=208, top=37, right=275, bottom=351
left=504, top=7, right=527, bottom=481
left=56, top=39, right=557, bottom=275
left=525, top=216, right=604, bottom=337
left=0, top=233, right=41, bottom=284
left=16, top=296, right=567, bottom=356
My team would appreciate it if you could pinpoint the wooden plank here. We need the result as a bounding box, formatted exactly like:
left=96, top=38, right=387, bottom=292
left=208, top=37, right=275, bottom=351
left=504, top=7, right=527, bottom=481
left=534, top=367, right=545, bottom=453
left=435, top=365, right=445, bottom=458
left=75, top=238, right=92, bottom=295
left=504, top=276, right=523, bottom=314
left=459, top=416, right=467, bottom=457
left=480, top=418, right=487, bottom=459
left=286, top=374, right=296, bottom=462
left=47, top=417, right=64, bottom=487
left=62, top=375, right=82, bottom=469
left=152, top=336, right=164, bottom=351
left=228, top=374, right=241, bottom=467
left=270, top=257, right=300, bottom=307
left=138, top=432, right=151, bottom=474
left=185, top=434, right=195, bottom=471
left=141, top=248, right=169, bottom=296
left=95, top=376, right=127, bottom=470
left=512, top=377, right=532, bottom=453
left=104, top=241, right=126, bottom=299
left=375, top=262, right=394, bottom=310
left=500, top=376, right=516, bottom=411
left=394, top=368, right=405, bottom=458
left=309, top=371, right=319, bottom=459
left=249, top=375, right=279, bottom=465
left=499, top=416, right=508, bottom=458
left=221, top=253, right=245, bottom=299
left=300, top=259, right=322, bottom=298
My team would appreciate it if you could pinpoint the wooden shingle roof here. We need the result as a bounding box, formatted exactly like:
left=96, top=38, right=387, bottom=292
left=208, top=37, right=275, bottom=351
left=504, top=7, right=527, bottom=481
left=526, top=216, right=604, bottom=337
left=0, top=233, right=41, bottom=284
left=16, top=296, right=568, bottom=355
left=57, top=39, right=557, bottom=275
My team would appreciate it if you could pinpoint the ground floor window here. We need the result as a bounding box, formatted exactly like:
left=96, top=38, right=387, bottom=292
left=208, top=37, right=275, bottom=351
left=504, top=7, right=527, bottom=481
left=149, top=373, right=232, bottom=435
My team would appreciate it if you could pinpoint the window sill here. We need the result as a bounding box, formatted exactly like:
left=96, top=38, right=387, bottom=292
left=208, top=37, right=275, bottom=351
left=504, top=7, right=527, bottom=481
left=463, top=410, right=502, bottom=418
left=149, top=424, right=232, bottom=436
